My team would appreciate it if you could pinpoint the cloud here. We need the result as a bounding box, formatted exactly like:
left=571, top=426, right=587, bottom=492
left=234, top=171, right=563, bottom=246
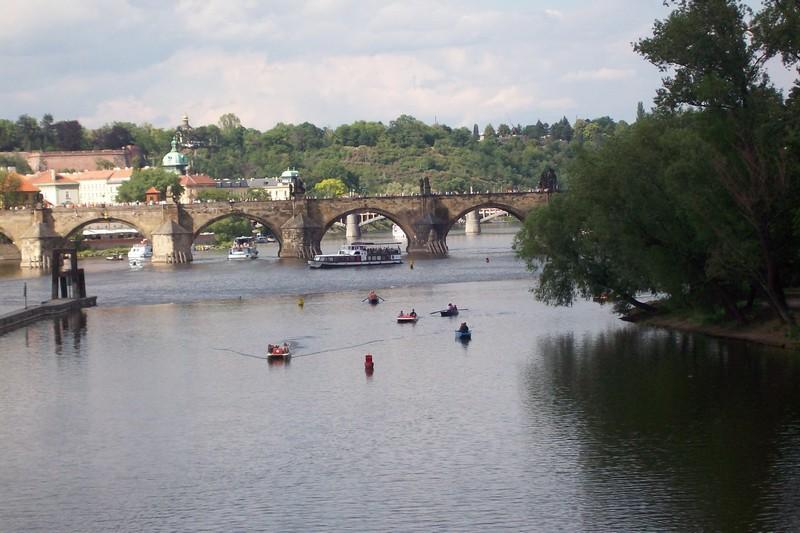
left=0, top=1, right=719, bottom=129
left=561, top=68, right=636, bottom=82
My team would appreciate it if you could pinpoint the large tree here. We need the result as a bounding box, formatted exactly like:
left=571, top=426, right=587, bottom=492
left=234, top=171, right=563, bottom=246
left=634, top=0, right=799, bottom=324
left=517, top=0, right=799, bottom=325
left=0, top=170, right=23, bottom=209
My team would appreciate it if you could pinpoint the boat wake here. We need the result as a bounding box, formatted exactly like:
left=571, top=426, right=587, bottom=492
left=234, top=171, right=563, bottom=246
left=214, top=331, right=441, bottom=362
left=213, top=347, right=268, bottom=360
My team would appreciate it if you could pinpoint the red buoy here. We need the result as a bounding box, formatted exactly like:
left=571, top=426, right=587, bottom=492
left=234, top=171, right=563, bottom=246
left=365, top=354, right=374, bottom=372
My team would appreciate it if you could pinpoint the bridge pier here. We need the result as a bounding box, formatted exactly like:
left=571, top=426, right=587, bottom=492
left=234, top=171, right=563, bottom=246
left=18, top=207, right=63, bottom=269
left=151, top=220, right=193, bottom=264
left=407, top=215, right=448, bottom=257
left=280, top=213, right=322, bottom=259
left=345, top=213, right=361, bottom=241
left=465, top=210, right=481, bottom=235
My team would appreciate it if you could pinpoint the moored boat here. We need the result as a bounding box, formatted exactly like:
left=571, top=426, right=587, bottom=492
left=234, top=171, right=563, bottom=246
left=228, top=236, right=259, bottom=260
left=128, top=239, right=153, bottom=263
left=308, top=242, right=402, bottom=268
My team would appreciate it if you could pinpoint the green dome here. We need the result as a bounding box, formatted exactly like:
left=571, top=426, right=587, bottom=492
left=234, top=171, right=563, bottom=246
left=162, top=137, right=188, bottom=169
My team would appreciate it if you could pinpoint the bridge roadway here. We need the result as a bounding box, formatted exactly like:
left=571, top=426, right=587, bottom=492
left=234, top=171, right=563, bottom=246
left=0, top=191, right=550, bottom=268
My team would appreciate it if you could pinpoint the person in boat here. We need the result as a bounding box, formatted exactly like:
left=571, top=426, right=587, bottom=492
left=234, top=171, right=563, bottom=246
left=399, top=309, right=404, bottom=316
left=447, top=303, right=453, bottom=311
left=410, top=309, right=417, bottom=317
left=452, top=304, right=458, bottom=312
left=458, top=322, right=469, bottom=333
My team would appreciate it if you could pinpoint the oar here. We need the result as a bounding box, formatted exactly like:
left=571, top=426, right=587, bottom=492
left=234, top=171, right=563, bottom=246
left=430, top=309, right=446, bottom=315
left=378, top=296, right=386, bottom=301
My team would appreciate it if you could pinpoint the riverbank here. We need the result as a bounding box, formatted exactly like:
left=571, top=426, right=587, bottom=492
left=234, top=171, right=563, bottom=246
left=633, top=296, right=800, bottom=351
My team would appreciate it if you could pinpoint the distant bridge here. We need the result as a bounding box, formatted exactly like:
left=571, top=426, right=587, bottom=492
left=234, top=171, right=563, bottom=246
left=334, top=207, right=509, bottom=228
left=0, top=191, right=551, bottom=267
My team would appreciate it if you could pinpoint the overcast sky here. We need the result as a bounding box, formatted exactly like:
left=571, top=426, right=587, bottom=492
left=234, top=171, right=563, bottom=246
left=1, top=1, right=789, bottom=131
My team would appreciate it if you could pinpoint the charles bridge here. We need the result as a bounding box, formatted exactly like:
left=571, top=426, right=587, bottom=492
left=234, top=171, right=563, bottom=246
left=0, top=191, right=550, bottom=268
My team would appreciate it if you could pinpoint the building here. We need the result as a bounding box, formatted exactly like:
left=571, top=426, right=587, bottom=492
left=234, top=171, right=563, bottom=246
left=1, top=146, right=143, bottom=172
left=26, top=170, right=80, bottom=206
left=22, top=168, right=134, bottom=206
left=70, top=168, right=134, bottom=205
left=246, top=168, right=304, bottom=200
left=179, top=174, right=217, bottom=203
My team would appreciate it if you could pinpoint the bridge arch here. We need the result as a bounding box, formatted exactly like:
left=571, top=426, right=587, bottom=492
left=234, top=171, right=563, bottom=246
left=0, top=227, right=21, bottom=262
left=61, top=217, right=149, bottom=242
left=192, top=211, right=283, bottom=255
left=321, top=207, right=413, bottom=248
left=445, top=201, right=526, bottom=234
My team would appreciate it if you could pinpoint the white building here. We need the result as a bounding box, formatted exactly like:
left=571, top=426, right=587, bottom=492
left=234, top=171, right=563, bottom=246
left=246, top=168, right=303, bottom=200
left=25, top=168, right=133, bottom=206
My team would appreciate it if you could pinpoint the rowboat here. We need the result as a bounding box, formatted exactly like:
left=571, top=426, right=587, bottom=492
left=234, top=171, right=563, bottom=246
left=397, top=314, right=418, bottom=323
left=455, top=329, right=472, bottom=340
left=267, top=343, right=291, bottom=358
left=440, top=308, right=459, bottom=317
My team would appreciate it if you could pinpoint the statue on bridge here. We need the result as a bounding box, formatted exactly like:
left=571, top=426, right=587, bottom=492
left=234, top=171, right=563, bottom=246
left=419, top=177, right=431, bottom=195
left=537, top=167, right=559, bottom=192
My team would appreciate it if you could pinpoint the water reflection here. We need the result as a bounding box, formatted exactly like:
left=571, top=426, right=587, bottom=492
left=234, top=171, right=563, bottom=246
left=52, top=311, right=88, bottom=355
left=527, top=327, right=800, bottom=530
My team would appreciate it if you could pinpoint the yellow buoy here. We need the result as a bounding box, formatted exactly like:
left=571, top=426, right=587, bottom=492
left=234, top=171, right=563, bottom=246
left=298, top=297, right=305, bottom=307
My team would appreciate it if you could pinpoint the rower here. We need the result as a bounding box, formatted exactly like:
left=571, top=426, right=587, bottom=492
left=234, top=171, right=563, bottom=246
left=458, top=322, right=469, bottom=333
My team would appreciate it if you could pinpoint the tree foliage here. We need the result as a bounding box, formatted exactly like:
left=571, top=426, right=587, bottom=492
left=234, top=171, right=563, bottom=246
left=116, top=168, right=184, bottom=203
left=517, top=0, right=800, bottom=325
left=0, top=169, right=22, bottom=208
left=312, top=178, right=348, bottom=197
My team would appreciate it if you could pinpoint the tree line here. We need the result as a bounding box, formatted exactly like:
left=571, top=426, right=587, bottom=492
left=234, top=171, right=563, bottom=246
left=1, top=107, right=622, bottom=195
left=515, top=0, right=800, bottom=328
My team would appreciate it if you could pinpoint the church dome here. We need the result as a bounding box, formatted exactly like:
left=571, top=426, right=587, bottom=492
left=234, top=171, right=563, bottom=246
left=162, top=137, right=188, bottom=170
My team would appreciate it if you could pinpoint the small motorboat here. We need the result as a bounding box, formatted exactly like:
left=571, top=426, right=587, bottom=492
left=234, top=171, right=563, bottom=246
left=397, top=313, right=418, bottom=323
left=267, top=343, right=291, bottom=358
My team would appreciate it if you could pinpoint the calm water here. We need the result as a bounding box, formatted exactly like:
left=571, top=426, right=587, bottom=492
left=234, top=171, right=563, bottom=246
left=1, top=226, right=799, bottom=531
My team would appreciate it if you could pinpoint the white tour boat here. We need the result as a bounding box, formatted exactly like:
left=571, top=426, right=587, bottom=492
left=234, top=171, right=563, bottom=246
left=228, top=236, right=259, bottom=260
left=127, top=239, right=153, bottom=264
left=308, top=242, right=402, bottom=268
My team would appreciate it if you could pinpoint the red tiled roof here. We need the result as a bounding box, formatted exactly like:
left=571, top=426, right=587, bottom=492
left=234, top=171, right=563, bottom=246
left=17, top=180, right=40, bottom=192
left=145, top=186, right=160, bottom=193
left=180, top=174, right=216, bottom=187
left=26, top=171, right=78, bottom=185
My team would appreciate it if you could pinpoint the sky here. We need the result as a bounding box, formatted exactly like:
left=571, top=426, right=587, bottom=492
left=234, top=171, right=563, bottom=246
left=1, top=0, right=790, bottom=131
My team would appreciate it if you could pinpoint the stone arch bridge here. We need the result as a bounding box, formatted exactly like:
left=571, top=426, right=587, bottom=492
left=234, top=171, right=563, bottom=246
left=0, top=192, right=550, bottom=268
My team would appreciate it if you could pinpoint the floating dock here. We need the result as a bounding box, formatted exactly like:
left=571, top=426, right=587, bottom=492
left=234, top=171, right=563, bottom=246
left=0, top=297, right=97, bottom=336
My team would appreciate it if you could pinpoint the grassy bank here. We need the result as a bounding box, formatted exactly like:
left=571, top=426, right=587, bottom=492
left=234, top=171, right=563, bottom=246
left=631, top=292, right=800, bottom=351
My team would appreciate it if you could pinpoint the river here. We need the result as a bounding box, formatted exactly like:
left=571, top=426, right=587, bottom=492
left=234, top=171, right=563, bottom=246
left=1, top=225, right=799, bottom=531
